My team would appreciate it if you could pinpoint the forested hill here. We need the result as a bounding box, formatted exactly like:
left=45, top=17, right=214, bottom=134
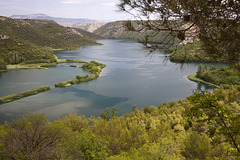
left=0, top=16, right=101, bottom=68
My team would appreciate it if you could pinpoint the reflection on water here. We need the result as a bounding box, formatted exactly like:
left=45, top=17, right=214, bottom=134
left=0, top=86, right=128, bottom=122
left=0, top=39, right=223, bottom=123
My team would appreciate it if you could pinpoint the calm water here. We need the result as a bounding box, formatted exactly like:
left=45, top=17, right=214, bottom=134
left=0, top=40, right=220, bottom=123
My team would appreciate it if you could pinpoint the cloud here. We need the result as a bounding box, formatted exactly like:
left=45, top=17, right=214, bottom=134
left=60, top=0, right=84, bottom=4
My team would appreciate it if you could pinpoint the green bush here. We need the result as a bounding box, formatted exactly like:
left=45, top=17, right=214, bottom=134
left=81, top=61, right=106, bottom=73
left=55, top=81, right=71, bottom=88
left=0, top=59, right=7, bottom=69
left=76, top=75, right=89, bottom=80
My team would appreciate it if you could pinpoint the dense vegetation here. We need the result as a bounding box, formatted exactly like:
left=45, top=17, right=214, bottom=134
left=0, top=16, right=100, bottom=69
left=169, top=41, right=232, bottom=63
left=0, top=86, right=239, bottom=159
left=195, top=64, right=240, bottom=89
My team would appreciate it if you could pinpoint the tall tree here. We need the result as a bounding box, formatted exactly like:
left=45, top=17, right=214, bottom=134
left=112, top=107, right=118, bottom=118
left=118, top=0, right=240, bottom=63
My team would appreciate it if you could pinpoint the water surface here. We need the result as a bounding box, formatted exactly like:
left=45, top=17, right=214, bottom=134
left=0, top=40, right=221, bottom=123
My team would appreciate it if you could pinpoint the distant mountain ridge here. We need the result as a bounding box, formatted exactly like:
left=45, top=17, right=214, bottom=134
left=10, top=14, right=96, bottom=24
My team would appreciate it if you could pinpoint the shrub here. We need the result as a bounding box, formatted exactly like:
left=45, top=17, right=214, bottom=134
left=0, top=59, right=7, bottom=70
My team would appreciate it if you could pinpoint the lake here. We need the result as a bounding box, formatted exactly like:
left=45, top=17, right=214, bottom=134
left=0, top=39, right=220, bottom=123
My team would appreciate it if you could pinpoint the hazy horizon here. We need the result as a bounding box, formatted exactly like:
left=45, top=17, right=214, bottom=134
left=0, top=0, right=129, bottom=21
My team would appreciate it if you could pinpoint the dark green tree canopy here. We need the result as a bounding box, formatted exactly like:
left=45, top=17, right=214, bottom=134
left=118, top=0, right=240, bottom=63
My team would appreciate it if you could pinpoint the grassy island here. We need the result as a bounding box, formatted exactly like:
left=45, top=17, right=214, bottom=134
left=0, top=86, right=51, bottom=104
left=55, top=61, right=106, bottom=88
left=187, top=74, right=219, bottom=88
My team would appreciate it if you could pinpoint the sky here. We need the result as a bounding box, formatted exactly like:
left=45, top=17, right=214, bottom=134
left=0, top=0, right=130, bottom=21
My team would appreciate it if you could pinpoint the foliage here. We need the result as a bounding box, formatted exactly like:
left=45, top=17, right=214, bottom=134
left=0, top=87, right=239, bottom=159
left=55, top=113, right=109, bottom=159
left=0, top=37, right=57, bottom=65
left=187, top=86, right=240, bottom=157
left=100, top=107, right=111, bottom=121
left=182, top=131, right=211, bottom=159
left=100, top=107, right=118, bottom=120
left=0, top=114, right=73, bottom=159
left=169, top=41, right=232, bottom=63
left=0, top=59, right=7, bottom=70
left=112, top=107, right=118, bottom=118
left=187, top=74, right=220, bottom=88
left=64, top=59, right=88, bottom=63
left=118, top=0, right=240, bottom=64
left=197, top=64, right=240, bottom=88
left=76, top=131, right=109, bottom=160
left=81, top=61, right=106, bottom=74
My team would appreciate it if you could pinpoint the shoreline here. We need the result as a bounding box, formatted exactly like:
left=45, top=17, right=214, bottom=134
left=187, top=74, right=219, bottom=88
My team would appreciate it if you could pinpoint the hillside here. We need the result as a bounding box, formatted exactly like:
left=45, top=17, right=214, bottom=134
left=63, top=22, right=107, bottom=32
left=0, top=16, right=100, bottom=68
left=93, top=21, right=179, bottom=44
